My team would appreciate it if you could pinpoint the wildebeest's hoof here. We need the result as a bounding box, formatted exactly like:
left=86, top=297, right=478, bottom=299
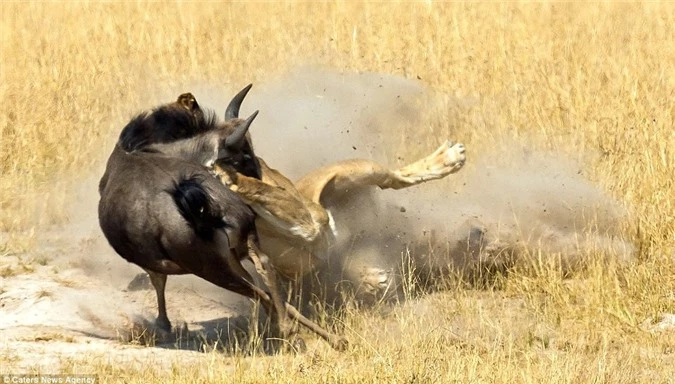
left=155, top=317, right=172, bottom=333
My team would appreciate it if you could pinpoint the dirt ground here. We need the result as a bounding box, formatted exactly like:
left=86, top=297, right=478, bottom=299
left=0, top=221, right=269, bottom=372
left=2, top=219, right=673, bottom=378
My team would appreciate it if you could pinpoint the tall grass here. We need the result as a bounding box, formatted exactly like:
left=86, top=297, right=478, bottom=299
left=1, top=1, right=674, bottom=382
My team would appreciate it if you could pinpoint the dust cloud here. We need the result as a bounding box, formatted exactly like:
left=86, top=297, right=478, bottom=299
left=192, top=67, right=430, bottom=179
left=194, top=67, right=635, bottom=297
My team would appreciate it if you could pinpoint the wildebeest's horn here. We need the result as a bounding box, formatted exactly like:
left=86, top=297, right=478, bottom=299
left=225, top=110, right=259, bottom=149
left=225, top=84, right=253, bottom=119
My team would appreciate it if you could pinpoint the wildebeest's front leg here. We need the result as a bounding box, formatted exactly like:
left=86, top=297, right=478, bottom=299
left=208, top=231, right=348, bottom=351
left=240, top=278, right=349, bottom=351
left=246, top=235, right=305, bottom=352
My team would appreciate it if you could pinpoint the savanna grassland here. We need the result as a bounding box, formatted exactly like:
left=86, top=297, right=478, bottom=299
left=1, top=1, right=674, bottom=383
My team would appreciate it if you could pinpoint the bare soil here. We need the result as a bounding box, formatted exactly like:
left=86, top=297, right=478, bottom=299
left=0, top=224, right=263, bottom=373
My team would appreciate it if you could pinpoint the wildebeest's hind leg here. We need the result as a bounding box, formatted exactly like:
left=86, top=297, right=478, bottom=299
left=141, top=260, right=189, bottom=333
left=246, top=235, right=306, bottom=352
left=144, top=269, right=171, bottom=332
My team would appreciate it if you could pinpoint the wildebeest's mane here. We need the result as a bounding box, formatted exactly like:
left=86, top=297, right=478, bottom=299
left=119, top=104, right=221, bottom=153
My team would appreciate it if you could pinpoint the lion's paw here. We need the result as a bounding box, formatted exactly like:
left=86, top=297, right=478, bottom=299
left=416, top=140, right=466, bottom=180
left=441, top=141, right=466, bottom=173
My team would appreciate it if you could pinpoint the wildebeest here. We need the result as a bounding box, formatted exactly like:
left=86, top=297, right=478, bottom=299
left=98, top=87, right=348, bottom=351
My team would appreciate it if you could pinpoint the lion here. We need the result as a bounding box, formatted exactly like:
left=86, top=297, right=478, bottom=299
left=212, top=135, right=467, bottom=299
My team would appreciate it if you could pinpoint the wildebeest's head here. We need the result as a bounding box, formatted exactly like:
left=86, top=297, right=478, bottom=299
left=117, top=85, right=262, bottom=179
left=215, top=84, right=262, bottom=179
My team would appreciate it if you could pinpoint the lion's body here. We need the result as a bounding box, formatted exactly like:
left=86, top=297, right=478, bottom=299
left=215, top=140, right=467, bottom=280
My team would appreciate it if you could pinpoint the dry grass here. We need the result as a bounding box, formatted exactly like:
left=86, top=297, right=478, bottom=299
left=21, top=333, right=75, bottom=343
left=1, top=1, right=674, bottom=382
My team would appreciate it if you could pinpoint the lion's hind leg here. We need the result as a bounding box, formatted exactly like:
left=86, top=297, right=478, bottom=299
left=391, top=140, right=466, bottom=188
left=295, top=140, right=466, bottom=201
